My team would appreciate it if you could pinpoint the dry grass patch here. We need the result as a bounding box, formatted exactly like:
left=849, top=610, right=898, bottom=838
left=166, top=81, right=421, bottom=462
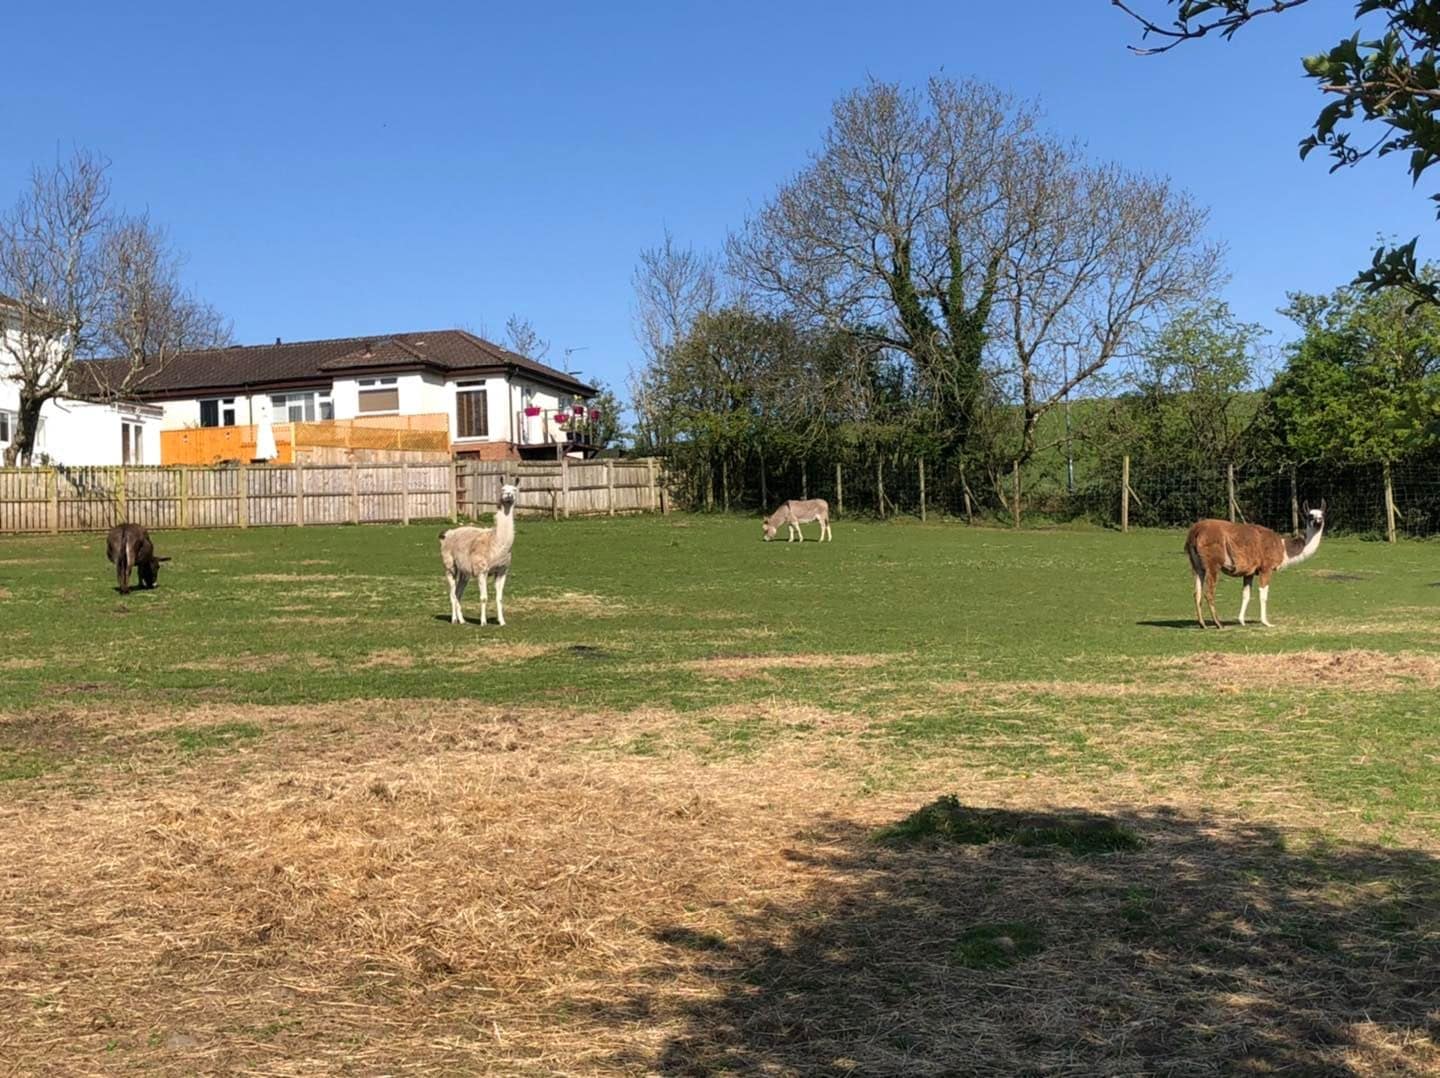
left=514, top=591, right=622, bottom=617
left=0, top=656, right=44, bottom=671
left=684, top=652, right=889, bottom=681
left=933, top=677, right=1189, bottom=699
left=1, top=717, right=1435, bottom=1075
left=1162, top=649, right=1440, bottom=690
left=241, top=572, right=342, bottom=583
left=359, top=643, right=554, bottom=669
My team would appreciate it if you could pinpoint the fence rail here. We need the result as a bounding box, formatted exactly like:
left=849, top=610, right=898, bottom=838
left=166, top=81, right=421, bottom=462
left=0, top=457, right=665, bottom=534
left=455, top=458, right=662, bottom=520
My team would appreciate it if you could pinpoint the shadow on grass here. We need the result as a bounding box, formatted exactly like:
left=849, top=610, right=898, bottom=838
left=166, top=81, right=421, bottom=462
left=602, top=803, right=1440, bottom=1075
left=1136, top=618, right=1208, bottom=629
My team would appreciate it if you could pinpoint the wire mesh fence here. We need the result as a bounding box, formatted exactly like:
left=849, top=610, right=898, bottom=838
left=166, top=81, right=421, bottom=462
left=663, top=451, right=1440, bottom=540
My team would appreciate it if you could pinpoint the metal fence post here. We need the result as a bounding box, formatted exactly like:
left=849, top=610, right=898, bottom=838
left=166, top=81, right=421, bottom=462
left=1227, top=463, right=1237, bottom=523
left=1011, top=461, right=1021, bottom=529
left=919, top=457, right=926, bottom=522
left=1384, top=460, right=1397, bottom=543
left=1121, top=455, right=1130, bottom=533
left=835, top=462, right=843, bottom=518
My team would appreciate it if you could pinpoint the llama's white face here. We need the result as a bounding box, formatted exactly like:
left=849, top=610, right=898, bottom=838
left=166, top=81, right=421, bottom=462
left=499, top=484, right=518, bottom=508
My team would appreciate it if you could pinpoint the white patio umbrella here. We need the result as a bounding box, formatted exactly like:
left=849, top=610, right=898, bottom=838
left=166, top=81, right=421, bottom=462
left=253, top=397, right=278, bottom=462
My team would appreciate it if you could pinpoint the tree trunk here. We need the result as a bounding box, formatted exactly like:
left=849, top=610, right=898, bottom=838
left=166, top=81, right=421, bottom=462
left=3, top=397, right=48, bottom=466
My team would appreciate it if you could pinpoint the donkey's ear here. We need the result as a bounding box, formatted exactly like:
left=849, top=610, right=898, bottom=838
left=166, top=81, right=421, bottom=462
left=155, top=556, right=172, bottom=562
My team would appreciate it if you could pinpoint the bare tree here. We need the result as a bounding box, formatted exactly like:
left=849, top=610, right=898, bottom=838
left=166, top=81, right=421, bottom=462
left=727, top=77, right=1035, bottom=451
left=503, top=314, right=549, bottom=360
left=94, top=216, right=230, bottom=401
left=998, top=143, right=1221, bottom=463
left=630, top=229, right=722, bottom=450
left=0, top=151, right=110, bottom=465
left=0, top=151, right=228, bottom=464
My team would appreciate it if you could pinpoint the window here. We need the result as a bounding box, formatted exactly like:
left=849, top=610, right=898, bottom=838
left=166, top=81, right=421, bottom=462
left=271, top=390, right=331, bottom=423
left=199, top=397, right=237, bottom=428
left=121, top=422, right=143, bottom=465
left=456, top=384, right=488, bottom=438
left=357, top=377, right=399, bottom=414
left=0, top=409, right=13, bottom=444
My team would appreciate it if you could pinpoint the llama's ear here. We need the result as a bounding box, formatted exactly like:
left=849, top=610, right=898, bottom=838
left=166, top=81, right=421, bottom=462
left=1301, top=501, right=1310, bottom=516
left=1319, top=498, right=1327, bottom=515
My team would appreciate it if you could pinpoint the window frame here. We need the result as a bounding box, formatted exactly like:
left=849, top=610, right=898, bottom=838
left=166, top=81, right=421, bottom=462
left=455, top=382, right=489, bottom=439
left=356, top=376, right=400, bottom=415
left=199, top=397, right=237, bottom=428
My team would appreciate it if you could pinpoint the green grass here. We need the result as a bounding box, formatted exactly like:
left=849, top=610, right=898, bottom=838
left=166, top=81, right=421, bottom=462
left=2, top=513, right=1439, bottom=835
left=951, top=922, right=1046, bottom=970
left=875, top=795, right=1142, bottom=854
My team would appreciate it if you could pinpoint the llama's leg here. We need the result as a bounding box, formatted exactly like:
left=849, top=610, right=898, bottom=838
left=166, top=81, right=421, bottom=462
left=1259, top=570, right=1273, bottom=627
left=478, top=571, right=489, bottom=626
left=1238, top=575, right=1253, bottom=627
left=452, top=571, right=468, bottom=624
left=1204, top=569, right=1222, bottom=629
left=1193, top=571, right=1205, bottom=628
left=446, top=570, right=460, bottom=623
left=493, top=567, right=508, bottom=627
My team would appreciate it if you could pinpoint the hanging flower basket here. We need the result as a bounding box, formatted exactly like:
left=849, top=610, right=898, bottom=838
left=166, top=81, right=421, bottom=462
left=589, top=408, right=602, bottom=423
left=524, top=405, right=541, bottom=417
left=553, top=411, right=569, bottom=424
left=572, top=403, right=586, bottom=416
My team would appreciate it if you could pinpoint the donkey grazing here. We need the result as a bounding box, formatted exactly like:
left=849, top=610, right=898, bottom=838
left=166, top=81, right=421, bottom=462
left=106, top=523, right=170, bottom=595
left=1184, top=502, right=1325, bottom=629
left=763, top=498, right=832, bottom=542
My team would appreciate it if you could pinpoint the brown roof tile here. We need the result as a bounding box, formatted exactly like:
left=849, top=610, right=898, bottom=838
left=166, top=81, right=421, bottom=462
left=73, top=329, right=596, bottom=399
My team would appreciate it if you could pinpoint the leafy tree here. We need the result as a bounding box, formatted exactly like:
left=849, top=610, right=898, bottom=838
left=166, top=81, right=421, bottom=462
left=1100, top=301, right=1266, bottom=468
left=1256, top=278, right=1440, bottom=463
left=1116, top=0, right=1440, bottom=304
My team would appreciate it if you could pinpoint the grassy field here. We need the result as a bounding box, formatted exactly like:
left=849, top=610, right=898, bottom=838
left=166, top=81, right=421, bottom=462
left=2, top=513, right=1438, bottom=1074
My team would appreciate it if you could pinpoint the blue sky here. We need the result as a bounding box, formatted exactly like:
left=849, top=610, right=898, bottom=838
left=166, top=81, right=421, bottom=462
left=2, top=1, right=1423, bottom=393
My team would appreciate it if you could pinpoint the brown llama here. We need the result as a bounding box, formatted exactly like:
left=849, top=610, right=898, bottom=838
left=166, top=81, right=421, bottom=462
left=1184, top=502, right=1325, bottom=629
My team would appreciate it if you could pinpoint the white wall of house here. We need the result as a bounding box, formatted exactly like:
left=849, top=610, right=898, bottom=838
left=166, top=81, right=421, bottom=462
left=0, top=327, right=162, bottom=465
left=144, top=371, right=589, bottom=449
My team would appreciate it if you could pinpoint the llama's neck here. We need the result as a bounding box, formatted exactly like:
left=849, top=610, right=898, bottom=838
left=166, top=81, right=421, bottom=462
left=491, top=504, right=515, bottom=559
left=1281, top=526, right=1323, bottom=568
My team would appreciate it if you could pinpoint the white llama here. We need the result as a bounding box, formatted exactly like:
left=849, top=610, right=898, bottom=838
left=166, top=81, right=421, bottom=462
left=439, top=482, right=519, bottom=625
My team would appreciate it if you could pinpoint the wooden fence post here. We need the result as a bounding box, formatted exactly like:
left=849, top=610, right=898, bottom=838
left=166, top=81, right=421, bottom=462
left=116, top=465, right=127, bottom=524
left=1011, top=461, right=1021, bottom=529
left=835, top=462, right=843, bottom=518
left=1289, top=466, right=1299, bottom=534
left=401, top=461, right=411, bottom=525
left=722, top=457, right=730, bottom=513
left=802, top=460, right=808, bottom=500
left=1121, top=455, right=1130, bottom=533
left=449, top=460, right=460, bottom=523
left=179, top=467, right=190, bottom=529
left=295, top=459, right=305, bottom=526
left=561, top=455, right=571, bottom=519
left=918, top=457, right=926, bottom=522
left=350, top=461, right=361, bottom=524
left=1227, top=463, right=1237, bottom=523
left=1384, top=460, right=1397, bottom=544
left=48, top=467, right=59, bottom=534
left=960, top=461, right=973, bottom=524
left=876, top=458, right=884, bottom=517
left=606, top=460, right=615, bottom=516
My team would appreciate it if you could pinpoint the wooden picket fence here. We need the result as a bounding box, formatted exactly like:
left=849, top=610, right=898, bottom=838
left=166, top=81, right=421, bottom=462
left=455, top=458, right=663, bottom=519
left=0, top=457, right=665, bottom=534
